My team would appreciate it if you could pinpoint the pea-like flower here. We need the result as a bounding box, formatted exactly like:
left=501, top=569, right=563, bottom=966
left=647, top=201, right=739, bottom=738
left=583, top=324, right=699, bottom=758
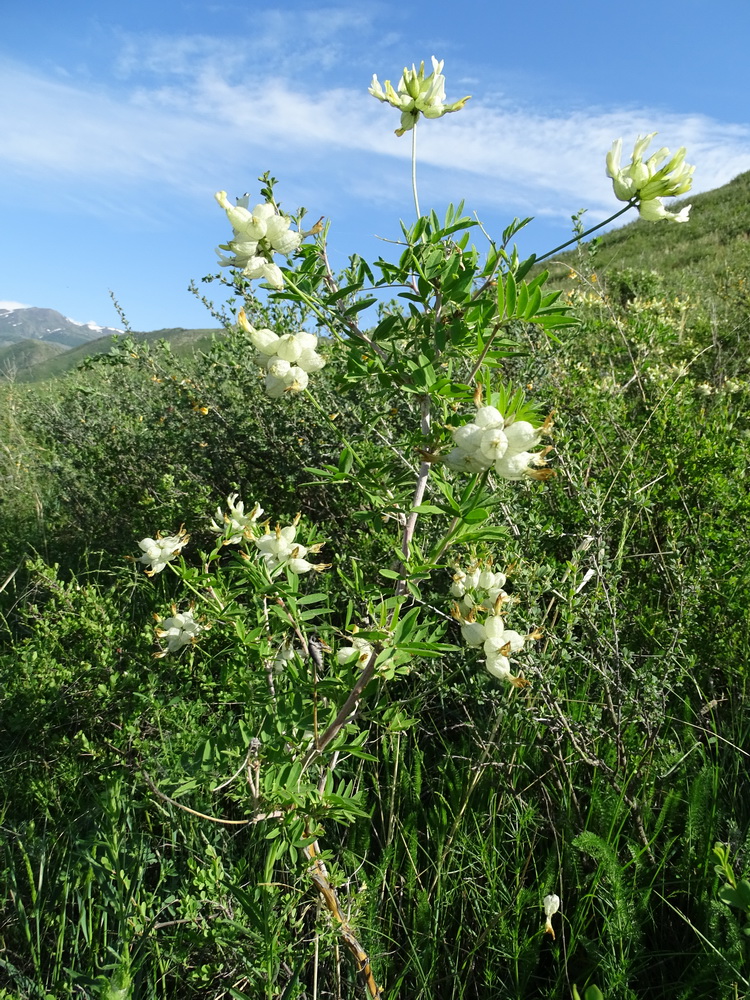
left=214, top=192, right=302, bottom=286
left=543, top=893, right=560, bottom=939
left=254, top=515, right=329, bottom=575
left=336, top=636, right=374, bottom=669
left=450, top=561, right=508, bottom=617
left=136, top=527, right=189, bottom=576
left=453, top=579, right=541, bottom=686
left=154, top=608, right=201, bottom=657
left=210, top=493, right=264, bottom=545
left=369, top=56, right=471, bottom=136
left=458, top=612, right=531, bottom=685
left=606, top=133, right=694, bottom=223
left=241, top=257, right=285, bottom=290
left=273, top=640, right=296, bottom=673
left=238, top=310, right=326, bottom=397
left=445, top=405, right=554, bottom=482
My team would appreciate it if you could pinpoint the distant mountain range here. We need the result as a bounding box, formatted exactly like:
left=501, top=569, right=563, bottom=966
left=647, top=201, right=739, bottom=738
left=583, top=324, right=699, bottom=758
left=0, top=306, right=124, bottom=349
left=0, top=304, right=224, bottom=382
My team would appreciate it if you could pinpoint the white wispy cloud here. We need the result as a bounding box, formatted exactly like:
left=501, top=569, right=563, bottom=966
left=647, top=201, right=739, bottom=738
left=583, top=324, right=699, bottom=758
left=0, top=300, right=32, bottom=311
left=1, top=27, right=749, bottom=227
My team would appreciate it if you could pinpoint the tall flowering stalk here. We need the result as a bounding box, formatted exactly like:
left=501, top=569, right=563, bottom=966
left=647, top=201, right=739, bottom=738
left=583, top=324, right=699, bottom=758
left=370, top=55, right=471, bottom=217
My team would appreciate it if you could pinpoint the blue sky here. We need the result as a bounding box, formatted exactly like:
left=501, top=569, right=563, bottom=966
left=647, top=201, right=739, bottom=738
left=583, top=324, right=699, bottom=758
left=2, top=0, right=750, bottom=331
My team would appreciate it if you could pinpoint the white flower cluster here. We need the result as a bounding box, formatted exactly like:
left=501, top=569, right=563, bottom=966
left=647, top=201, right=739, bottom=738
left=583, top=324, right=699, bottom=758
left=211, top=494, right=329, bottom=576
left=606, top=133, right=694, bottom=223
left=137, top=528, right=189, bottom=576
left=238, top=310, right=325, bottom=397
left=451, top=562, right=540, bottom=686
left=215, top=192, right=303, bottom=288
left=255, top=517, right=329, bottom=575
left=459, top=612, right=536, bottom=686
left=450, top=562, right=508, bottom=616
left=154, top=608, right=201, bottom=657
left=445, top=404, right=554, bottom=481
left=369, top=55, right=471, bottom=136
left=336, top=635, right=374, bottom=669
left=210, top=492, right=264, bottom=544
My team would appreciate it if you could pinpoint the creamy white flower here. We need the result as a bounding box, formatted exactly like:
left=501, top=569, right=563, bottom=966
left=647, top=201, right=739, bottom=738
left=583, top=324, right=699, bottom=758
left=264, top=374, right=290, bottom=398
left=453, top=579, right=539, bottom=686
left=215, top=191, right=267, bottom=240
left=461, top=622, right=487, bottom=647
left=264, top=366, right=309, bottom=397
left=495, top=451, right=535, bottom=480
left=478, top=567, right=504, bottom=590
left=504, top=420, right=541, bottom=451
left=297, top=348, right=326, bottom=373
left=446, top=406, right=554, bottom=482
left=482, top=615, right=506, bottom=643
left=273, top=640, right=296, bottom=673
left=216, top=240, right=259, bottom=268
left=453, top=423, right=484, bottom=452
left=606, top=134, right=694, bottom=223
left=264, top=215, right=303, bottom=254
left=479, top=427, right=509, bottom=462
left=155, top=609, right=201, bottom=656
left=254, top=520, right=328, bottom=575
left=137, top=528, right=188, bottom=576
left=336, top=636, right=373, bottom=668
left=210, top=493, right=264, bottom=544
left=485, top=653, right=512, bottom=680
left=474, top=405, right=505, bottom=429
left=214, top=191, right=303, bottom=285
left=451, top=563, right=508, bottom=617
left=242, top=257, right=284, bottom=288
left=543, top=893, right=560, bottom=938
left=496, top=448, right=554, bottom=482
left=238, top=313, right=325, bottom=397
left=369, top=56, right=471, bottom=136
left=638, top=199, right=691, bottom=224
left=445, top=447, right=489, bottom=474
left=245, top=325, right=280, bottom=356
left=267, top=357, right=292, bottom=379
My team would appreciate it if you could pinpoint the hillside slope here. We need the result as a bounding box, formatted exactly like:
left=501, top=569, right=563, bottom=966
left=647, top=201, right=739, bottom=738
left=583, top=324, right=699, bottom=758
left=546, top=168, right=750, bottom=291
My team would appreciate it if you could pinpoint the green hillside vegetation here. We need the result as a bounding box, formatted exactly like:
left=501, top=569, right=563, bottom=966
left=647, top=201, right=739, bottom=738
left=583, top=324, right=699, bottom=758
left=10, top=326, right=225, bottom=382
left=0, top=338, right=68, bottom=374
left=547, top=169, right=750, bottom=302
left=1, top=174, right=749, bottom=1000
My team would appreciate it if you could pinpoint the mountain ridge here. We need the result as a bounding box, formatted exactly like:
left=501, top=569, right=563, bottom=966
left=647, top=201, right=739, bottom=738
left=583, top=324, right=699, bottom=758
left=0, top=306, right=124, bottom=349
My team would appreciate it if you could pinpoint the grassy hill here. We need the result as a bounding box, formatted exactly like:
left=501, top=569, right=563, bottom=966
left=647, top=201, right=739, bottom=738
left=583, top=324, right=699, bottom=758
left=0, top=338, right=68, bottom=375
left=546, top=168, right=750, bottom=295
left=12, top=325, right=225, bottom=382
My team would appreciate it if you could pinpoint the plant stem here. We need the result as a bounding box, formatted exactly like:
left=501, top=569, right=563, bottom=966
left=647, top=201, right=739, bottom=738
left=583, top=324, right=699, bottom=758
left=411, top=123, right=421, bottom=220
left=535, top=200, right=637, bottom=263
left=395, top=395, right=431, bottom=595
